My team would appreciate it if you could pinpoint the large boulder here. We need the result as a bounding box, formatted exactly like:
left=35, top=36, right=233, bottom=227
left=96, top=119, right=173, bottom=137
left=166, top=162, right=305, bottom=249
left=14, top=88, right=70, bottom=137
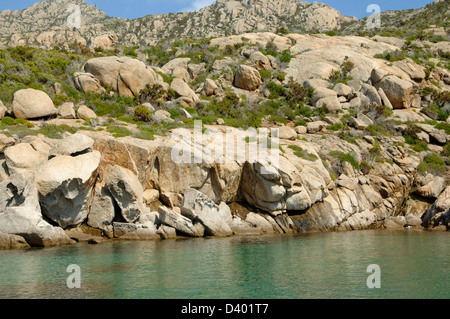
left=35, top=151, right=101, bottom=229
left=311, top=87, right=337, bottom=105
left=233, top=65, right=261, bottom=91
left=315, top=96, right=341, bottom=113
left=158, top=206, right=205, bottom=237
left=393, top=58, right=426, bottom=82
left=83, top=56, right=157, bottom=97
left=203, top=78, right=219, bottom=96
left=49, top=133, right=94, bottom=157
left=170, top=78, right=199, bottom=102
left=104, top=165, right=146, bottom=223
left=181, top=188, right=232, bottom=237
left=4, top=143, right=47, bottom=175
left=374, top=75, right=417, bottom=108
left=0, top=206, right=75, bottom=247
left=77, top=105, right=97, bottom=119
left=12, top=89, right=57, bottom=119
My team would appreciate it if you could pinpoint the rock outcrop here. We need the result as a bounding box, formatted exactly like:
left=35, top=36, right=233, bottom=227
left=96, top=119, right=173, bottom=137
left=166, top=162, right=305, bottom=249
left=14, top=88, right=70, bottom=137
left=82, top=56, right=158, bottom=97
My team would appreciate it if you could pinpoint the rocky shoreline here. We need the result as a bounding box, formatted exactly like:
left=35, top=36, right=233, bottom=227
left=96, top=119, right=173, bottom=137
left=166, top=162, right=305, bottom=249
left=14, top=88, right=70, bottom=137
left=0, top=28, right=449, bottom=250
left=0, top=122, right=448, bottom=250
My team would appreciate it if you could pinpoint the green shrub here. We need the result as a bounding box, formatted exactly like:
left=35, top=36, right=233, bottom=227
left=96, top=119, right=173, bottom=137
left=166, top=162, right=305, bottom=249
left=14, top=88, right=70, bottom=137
left=133, top=105, right=152, bottom=122
left=295, top=119, right=307, bottom=127
left=403, top=125, right=429, bottom=152
left=442, top=142, right=450, bottom=157
left=279, top=51, right=292, bottom=63
left=288, top=145, right=318, bottom=161
left=53, top=94, right=71, bottom=106
left=265, top=81, right=286, bottom=99
left=435, top=122, right=450, bottom=135
left=329, top=151, right=360, bottom=171
left=286, top=80, right=311, bottom=106
left=276, top=73, right=286, bottom=82
left=417, top=153, right=446, bottom=175
left=327, top=123, right=343, bottom=131
left=259, top=70, right=272, bottom=81
left=106, top=125, right=133, bottom=138
left=1, top=116, right=15, bottom=126
left=138, top=84, right=166, bottom=104
left=135, top=126, right=155, bottom=140
left=374, top=50, right=406, bottom=62
left=38, top=124, right=78, bottom=139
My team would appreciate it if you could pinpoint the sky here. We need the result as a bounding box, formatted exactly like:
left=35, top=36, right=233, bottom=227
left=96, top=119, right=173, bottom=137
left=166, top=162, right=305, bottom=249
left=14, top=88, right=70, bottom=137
left=0, top=0, right=435, bottom=19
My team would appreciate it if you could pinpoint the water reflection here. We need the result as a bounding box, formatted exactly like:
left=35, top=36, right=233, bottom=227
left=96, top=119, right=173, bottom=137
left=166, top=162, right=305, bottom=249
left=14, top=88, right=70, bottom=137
left=0, top=230, right=448, bottom=299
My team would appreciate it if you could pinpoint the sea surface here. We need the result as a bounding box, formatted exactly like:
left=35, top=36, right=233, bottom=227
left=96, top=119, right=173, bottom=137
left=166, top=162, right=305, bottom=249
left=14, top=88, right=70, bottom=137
left=0, top=229, right=448, bottom=299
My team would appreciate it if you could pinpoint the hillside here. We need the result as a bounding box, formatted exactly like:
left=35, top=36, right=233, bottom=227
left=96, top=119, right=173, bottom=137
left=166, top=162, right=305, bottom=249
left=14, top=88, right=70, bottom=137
left=0, top=0, right=355, bottom=49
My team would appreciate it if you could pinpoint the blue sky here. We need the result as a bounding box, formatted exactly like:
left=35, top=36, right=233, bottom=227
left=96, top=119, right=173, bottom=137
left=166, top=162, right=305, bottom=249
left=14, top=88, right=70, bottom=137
left=0, top=0, right=435, bottom=19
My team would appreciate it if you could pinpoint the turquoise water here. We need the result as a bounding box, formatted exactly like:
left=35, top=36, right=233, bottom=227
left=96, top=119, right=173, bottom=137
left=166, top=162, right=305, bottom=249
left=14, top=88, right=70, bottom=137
left=0, top=230, right=448, bottom=299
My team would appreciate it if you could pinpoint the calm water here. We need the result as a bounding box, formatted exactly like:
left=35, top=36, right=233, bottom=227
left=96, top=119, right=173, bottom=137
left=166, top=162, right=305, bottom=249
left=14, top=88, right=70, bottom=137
left=0, top=230, right=448, bottom=299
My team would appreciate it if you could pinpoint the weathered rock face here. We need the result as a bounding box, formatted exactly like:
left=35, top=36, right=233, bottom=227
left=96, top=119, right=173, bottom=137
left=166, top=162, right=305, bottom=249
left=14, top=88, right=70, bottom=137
left=104, top=165, right=146, bottom=223
left=0, top=232, right=30, bottom=250
left=35, top=151, right=101, bottom=229
left=12, top=89, right=57, bottom=119
left=181, top=188, right=232, bottom=237
left=0, top=100, right=8, bottom=120
left=421, top=186, right=450, bottom=230
left=0, top=206, right=75, bottom=247
left=158, top=206, right=205, bottom=237
left=234, top=65, right=261, bottom=91
left=82, top=56, right=157, bottom=97
left=248, top=51, right=271, bottom=71
left=74, top=72, right=106, bottom=95
left=87, top=184, right=115, bottom=230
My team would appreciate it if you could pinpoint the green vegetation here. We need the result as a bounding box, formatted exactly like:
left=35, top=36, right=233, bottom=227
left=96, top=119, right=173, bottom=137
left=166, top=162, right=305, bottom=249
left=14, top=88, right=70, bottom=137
left=327, top=123, right=343, bottom=131
left=288, top=145, right=318, bottom=161
left=328, top=151, right=360, bottom=171
left=328, top=56, right=354, bottom=85
left=417, top=153, right=446, bottom=175
left=106, top=125, right=133, bottom=138
left=403, top=125, right=429, bottom=152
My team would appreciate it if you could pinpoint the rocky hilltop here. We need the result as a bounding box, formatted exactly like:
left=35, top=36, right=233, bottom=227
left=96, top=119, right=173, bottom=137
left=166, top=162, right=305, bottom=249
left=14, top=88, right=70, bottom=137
left=0, top=0, right=355, bottom=48
left=0, top=1, right=448, bottom=250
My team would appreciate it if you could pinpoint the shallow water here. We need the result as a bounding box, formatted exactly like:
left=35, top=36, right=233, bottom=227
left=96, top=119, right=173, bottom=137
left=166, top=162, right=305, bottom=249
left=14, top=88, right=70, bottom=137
left=0, top=229, right=448, bottom=299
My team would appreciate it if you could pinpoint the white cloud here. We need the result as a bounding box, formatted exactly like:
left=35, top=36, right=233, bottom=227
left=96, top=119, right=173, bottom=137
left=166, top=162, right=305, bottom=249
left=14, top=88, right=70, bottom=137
left=182, top=0, right=215, bottom=12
